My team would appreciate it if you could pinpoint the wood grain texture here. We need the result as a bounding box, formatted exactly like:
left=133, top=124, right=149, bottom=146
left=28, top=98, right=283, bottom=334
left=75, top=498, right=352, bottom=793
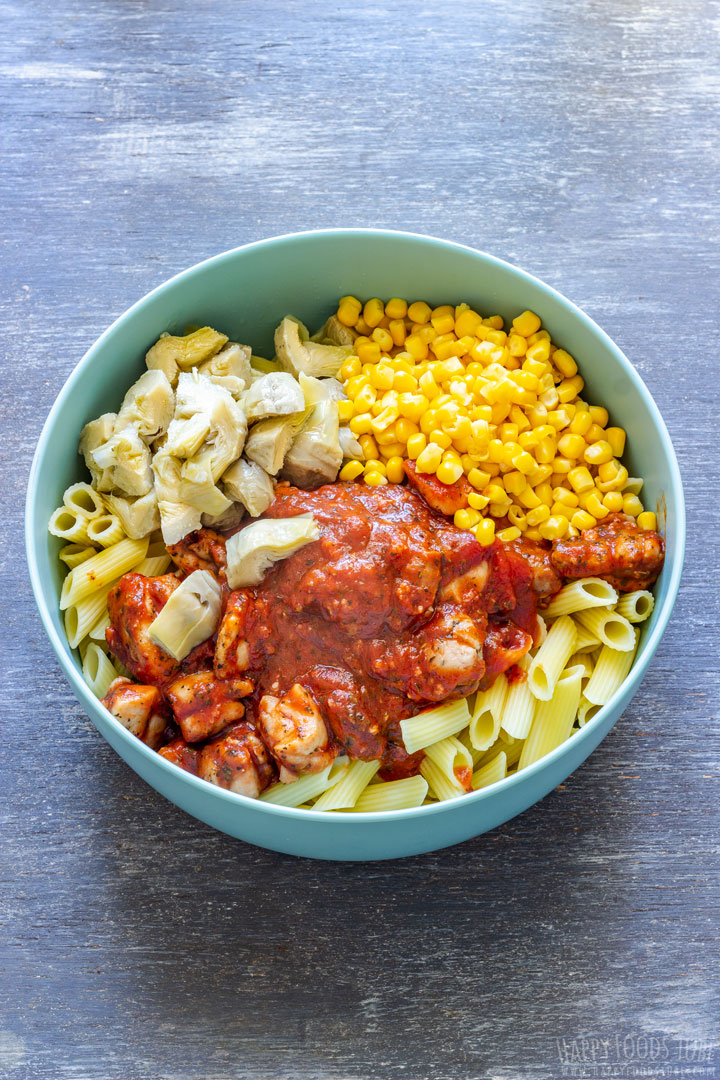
left=1, top=1, right=719, bottom=1078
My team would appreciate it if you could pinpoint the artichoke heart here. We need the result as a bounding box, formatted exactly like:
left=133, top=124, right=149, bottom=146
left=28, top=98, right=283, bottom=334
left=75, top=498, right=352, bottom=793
left=298, top=372, right=346, bottom=407
left=92, top=425, right=153, bottom=497
left=250, top=355, right=278, bottom=374
left=281, top=401, right=342, bottom=489
left=198, top=342, right=252, bottom=385
left=117, top=369, right=175, bottom=441
left=145, top=327, right=229, bottom=386
left=242, top=372, right=305, bottom=423
left=221, top=458, right=275, bottom=517
left=274, top=316, right=352, bottom=378
left=180, top=452, right=233, bottom=516
left=244, top=410, right=307, bottom=475
left=157, top=500, right=202, bottom=547
left=175, top=371, right=247, bottom=476
left=147, top=569, right=223, bottom=661
left=309, top=314, right=357, bottom=346
left=78, top=412, right=117, bottom=491
left=103, top=489, right=160, bottom=539
left=226, top=513, right=320, bottom=588
left=164, top=414, right=212, bottom=459
left=338, top=425, right=364, bottom=461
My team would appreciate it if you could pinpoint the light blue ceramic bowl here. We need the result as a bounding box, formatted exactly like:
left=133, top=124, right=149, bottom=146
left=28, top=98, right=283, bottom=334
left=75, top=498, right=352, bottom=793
left=26, top=230, right=685, bottom=861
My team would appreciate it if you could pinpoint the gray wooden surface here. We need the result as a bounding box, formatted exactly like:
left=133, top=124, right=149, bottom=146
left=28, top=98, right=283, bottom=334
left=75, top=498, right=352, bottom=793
left=2, top=2, right=719, bottom=1078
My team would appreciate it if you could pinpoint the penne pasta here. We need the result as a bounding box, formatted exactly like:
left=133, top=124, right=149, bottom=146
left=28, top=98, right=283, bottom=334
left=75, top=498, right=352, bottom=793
left=577, top=697, right=603, bottom=727
left=313, top=759, right=380, bottom=810
left=261, top=765, right=337, bottom=807
left=542, top=577, right=618, bottom=619
left=49, top=505, right=90, bottom=544
left=420, top=736, right=473, bottom=801
left=86, top=513, right=125, bottom=548
left=519, top=665, right=583, bottom=770
left=62, top=482, right=105, bottom=519
left=567, top=651, right=595, bottom=686
left=58, top=544, right=97, bottom=570
left=615, top=590, right=654, bottom=624
left=64, top=580, right=116, bottom=650
left=60, top=537, right=149, bottom=610
left=500, top=665, right=536, bottom=740
left=400, top=697, right=471, bottom=755
left=528, top=615, right=577, bottom=701
left=88, top=609, right=111, bottom=642
left=573, top=623, right=602, bottom=653
left=583, top=631, right=638, bottom=705
left=469, top=674, right=509, bottom=750
left=134, top=554, right=172, bottom=577
left=346, top=775, right=429, bottom=812
left=574, top=605, right=635, bottom=652
left=82, top=643, right=119, bottom=699
left=472, top=750, right=507, bottom=790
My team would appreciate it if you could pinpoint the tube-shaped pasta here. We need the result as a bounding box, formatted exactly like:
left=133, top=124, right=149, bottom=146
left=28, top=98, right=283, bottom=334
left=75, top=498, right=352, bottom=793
left=567, top=651, right=594, bottom=686
left=86, top=513, right=125, bottom=548
left=420, top=736, right=473, bottom=801
left=519, top=665, right=583, bottom=770
left=400, top=697, right=471, bottom=755
left=134, top=554, right=173, bottom=577
left=542, top=577, right=618, bottom=619
left=312, top=759, right=380, bottom=810
left=64, top=580, right=115, bottom=649
left=58, top=544, right=97, bottom=569
left=583, top=632, right=638, bottom=705
left=49, top=505, right=90, bottom=544
left=573, top=623, right=602, bottom=653
left=471, top=750, right=507, bottom=790
left=616, top=590, right=654, bottom=624
left=60, top=537, right=149, bottom=610
left=260, top=765, right=337, bottom=807
left=82, top=643, right=118, bottom=699
left=577, top=697, right=603, bottom=727
left=528, top=615, right=577, bottom=701
left=479, top=735, right=523, bottom=772
left=574, top=606, right=635, bottom=652
left=469, top=675, right=509, bottom=750
left=88, top=609, right=111, bottom=642
left=500, top=664, right=536, bottom=740
left=62, top=482, right=105, bottom=519
left=347, top=775, right=429, bottom=812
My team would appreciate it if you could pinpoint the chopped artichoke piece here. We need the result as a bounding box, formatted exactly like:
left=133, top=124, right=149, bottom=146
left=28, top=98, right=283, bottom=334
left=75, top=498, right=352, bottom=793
left=147, top=569, right=223, bottom=661
left=92, top=425, right=153, bottom=496
left=78, top=412, right=117, bottom=490
left=244, top=411, right=307, bottom=475
left=309, top=315, right=357, bottom=346
left=157, top=499, right=202, bottom=547
left=226, top=513, right=320, bottom=588
left=202, top=502, right=245, bottom=531
left=250, top=355, right=278, bottom=374
left=338, top=425, right=364, bottom=461
left=242, top=372, right=306, bottom=423
left=146, top=327, right=229, bottom=386
left=164, top=414, right=212, bottom=459
left=298, top=372, right=346, bottom=407
left=116, top=370, right=175, bottom=441
left=275, top=316, right=353, bottom=378
left=198, top=342, right=252, bottom=386
left=281, top=401, right=342, bottom=489
left=208, top=375, right=246, bottom=400
left=175, top=371, right=247, bottom=476
left=221, top=458, right=275, bottom=517
left=179, top=451, right=233, bottom=516
left=103, top=489, right=160, bottom=539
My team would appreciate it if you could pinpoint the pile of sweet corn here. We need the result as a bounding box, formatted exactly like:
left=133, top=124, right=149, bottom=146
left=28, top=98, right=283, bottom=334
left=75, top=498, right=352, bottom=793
left=334, top=295, right=656, bottom=546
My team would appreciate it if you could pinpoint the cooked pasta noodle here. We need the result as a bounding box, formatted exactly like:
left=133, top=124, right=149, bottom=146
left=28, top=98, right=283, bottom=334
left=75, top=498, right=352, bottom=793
left=519, top=665, right=583, bottom=769
left=64, top=580, right=116, bottom=649
left=261, top=765, right=338, bottom=806
left=82, top=643, right=119, bottom=699
left=469, top=674, right=508, bottom=750
left=86, top=513, right=125, bottom=547
left=60, top=537, right=149, bottom=610
left=471, top=750, right=507, bottom=790
left=528, top=615, right=577, bottom=701
left=88, top=609, right=111, bottom=642
left=134, top=554, right=173, bottom=577
left=542, top=577, right=618, bottom=619
left=420, top=736, right=473, bottom=801
left=577, top=697, right=602, bottom=727
left=615, top=590, right=654, bottom=623
left=583, top=632, right=638, bottom=706
left=312, top=759, right=380, bottom=810
left=500, top=666, right=536, bottom=740
left=49, top=505, right=90, bottom=544
left=62, top=482, right=105, bottom=519
left=400, top=698, right=471, bottom=755
left=567, top=651, right=595, bottom=686
left=572, top=623, right=602, bottom=653
left=346, top=775, right=429, bottom=812
left=574, top=606, right=635, bottom=652
left=58, top=544, right=97, bottom=569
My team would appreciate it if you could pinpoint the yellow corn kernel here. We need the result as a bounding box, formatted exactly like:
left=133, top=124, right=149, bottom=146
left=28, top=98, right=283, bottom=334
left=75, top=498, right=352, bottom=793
left=354, top=316, right=372, bottom=336
left=387, top=318, right=406, bottom=347
left=584, top=439, right=613, bottom=466
left=394, top=417, right=419, bottom=442
left=488, top=439, right=505, bottom=464
left=557, top=432, right=586, bottom=459
left=385, top=456, right=405, bottom=484
left=496, top=526, right=522, bottom=542
left=414, top=324, right=437, bottom=345
left=369, top=362, right=395, bottom=391
left=357, top=339, right=382, bottom=364
left=534, top=481, right=552, bottom=506
left=512, top=450, right=536, bottom=475
left=379, top=442, right=405, bottom=458
left=538, top=515, right=570, bottom=541
left=363, top=458, right=386, bottom=474
left=605, top=427, right=626, bottom=457
left=338, top=460, right=364, bottom=482
left=467, top=467, right=491, bottom=490
left=363, top=298, right=384, bottom=329
left=454, top=507, right=481, bottom=530
left=525, top=504, right=550, bottom=527
left=405, top=334, right=429, bottom=360
left=520, top=527, right=540, bottom=541
left=357, top=431, right=378, bottom=458
left=391, top=371, right=417, bottom=394
left=583, top=491, right=609, bottom=520
left=568, top=466, right=595, bottom=494
left=507, top=333, right=528, bottom=358
left=528, top=330, right=550, bottom=345
left=407, top=300, right=431, bottom=324
left=397, top=393, right=428, bottom=423
left=503, top=471, right=527, bottom=496
left=371, top=327, right=393, bottom=352
left=344, top=373, right=368, bottom=400
left=499, top=422, right=519, bottom=443
left=468, top=491, right=490, bottom=511
left=437, top=458, right=463, bottom=485
left=535, top=435, right=557, bottom=464
left=526, top=339, right=551, bottom=364
left=589, top=405, right=609, bottom=427
left=622, top=493, right=644, bottom=517
left=376, top=426, right=401, bottom=446
left=406, top=432, right=427, bottom=459
left=569, top=409, right=592, bottom=436
left=453, top=309, right=481, bottom=338
left=484, top=315, right=504, bottom=330
left=382, top=297, right=406, bottom=320
left=364, top=470, right=388, bottom=487
left=418, top=371, right=440, bottom=400
left=551, top=457, right=573, bottom=476
left=485, top=330, right=507, bottom=348
left=340, top=356, right=362, bottom=381
left=552, top=349, right=577, bottom=378
left=596, top=460, right=629, bottom=492
left=419, top=410, right=437, bottom=435
left=637, top=511, right=657, bottom=530
left=337, top=399, right=354, bottom=423
left=354, top=384, right=378, bottom=413
left=556, top=375, right=584, bottom=403
left=507, top=505, right=527, bottom=527
left=552, top=486, right=578, bottom=507
left=603, top=491, right=624, bottom=512
left=349, top=412, right=373, bottom=435
left=474, top=518, right=496, bottom=546
left=517, top=486, right=542, bottom=510
left=512, top=310, right=541, bottom=337
left=570, top=509, right=596, bottom=531
left=431, top=313, right=455, bottom=336
left=370, top=406, right=399, bottom=434
left=539, top=387, right=560, bottom=410
left=428, top=429, right=452, bottom=450
left=415, top=443, right=443, bottom=474
left=337, top=297, right=362, bottom=327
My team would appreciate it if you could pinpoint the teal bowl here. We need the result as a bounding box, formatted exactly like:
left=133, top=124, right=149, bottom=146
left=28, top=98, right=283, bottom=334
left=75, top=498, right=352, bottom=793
left=25, top=230, right=685, bottom=861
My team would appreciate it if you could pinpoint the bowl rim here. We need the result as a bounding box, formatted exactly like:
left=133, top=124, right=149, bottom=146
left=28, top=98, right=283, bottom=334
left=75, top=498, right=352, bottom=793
left=25, top=227, right=686, bottom=824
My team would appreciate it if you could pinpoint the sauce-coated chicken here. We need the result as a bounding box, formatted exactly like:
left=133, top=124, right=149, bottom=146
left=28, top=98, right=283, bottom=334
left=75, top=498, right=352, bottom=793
left=165, top=670, right=253, bottom=743
left=551, top=513, right=664, bottom=592
left=258, top=683, right=336, bottom=779
left=197, top=722, right=275, bottom=796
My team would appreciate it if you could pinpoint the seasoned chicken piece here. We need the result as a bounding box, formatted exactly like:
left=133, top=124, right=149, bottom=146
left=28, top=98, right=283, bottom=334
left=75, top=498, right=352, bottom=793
left=165, top=670, right=254, bottom=743
left=551, top=513, right=665, bottom=592
left=102, top=677, right=167, bottom=741
left=158, top=738, right=199, bottom=775
left=258, top=683, right=336, bottom=778
left=166, top=528, right=227, bottom=581
left=197, top=723, right=275, bottom=796
left=106, top=573, right=182, bottom=685
left=507, top=538, right=563, bottom=598
left=403, top=459, right=471, bottom=516
left=301, top=665, right=387, bottom=761
left=214, top=590, right=255, bottom=678
left=478, top=621, right=534, bottom=691
left=357, top=604, right=486, bottom=703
